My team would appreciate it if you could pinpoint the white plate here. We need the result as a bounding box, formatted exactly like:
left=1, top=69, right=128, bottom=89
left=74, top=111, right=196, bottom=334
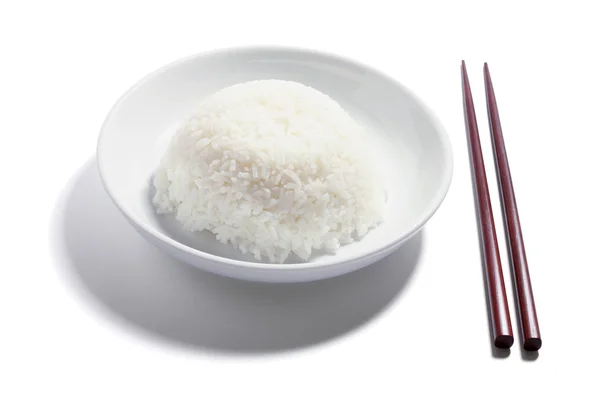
left=98, top=46, right=453, bottom=282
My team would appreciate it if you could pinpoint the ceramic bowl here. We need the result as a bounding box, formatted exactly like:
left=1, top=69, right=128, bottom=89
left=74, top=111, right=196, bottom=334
left=97, top=46, right=453, bottom=282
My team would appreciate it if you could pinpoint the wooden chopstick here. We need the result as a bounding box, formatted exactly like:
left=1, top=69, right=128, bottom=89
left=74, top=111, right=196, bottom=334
left=461, top=61, right=514, bottom=349
left=484, top=63, right=542, bottom=351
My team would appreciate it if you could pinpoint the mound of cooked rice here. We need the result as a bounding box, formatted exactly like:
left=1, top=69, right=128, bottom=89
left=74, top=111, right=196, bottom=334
left=152, top=80, right=384, bottom=263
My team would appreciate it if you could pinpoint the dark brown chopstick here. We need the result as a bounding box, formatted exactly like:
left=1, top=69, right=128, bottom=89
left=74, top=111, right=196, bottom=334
left=484, top=63, right=542, bottom=351
left=461, top=61, right=514, bottom=349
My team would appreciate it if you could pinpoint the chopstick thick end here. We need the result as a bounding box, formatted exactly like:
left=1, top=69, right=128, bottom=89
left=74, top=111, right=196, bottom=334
left=524, top=337, right=542, bottom=352
left=494, top=334, right=515, bottom=349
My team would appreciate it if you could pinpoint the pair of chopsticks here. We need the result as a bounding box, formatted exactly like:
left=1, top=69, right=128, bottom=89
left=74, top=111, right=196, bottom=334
left=461, top=61, right=541, bottom=351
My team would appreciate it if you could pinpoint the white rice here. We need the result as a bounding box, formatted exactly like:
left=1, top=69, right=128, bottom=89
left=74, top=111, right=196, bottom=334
left=152, top=80, right=384, bottom=263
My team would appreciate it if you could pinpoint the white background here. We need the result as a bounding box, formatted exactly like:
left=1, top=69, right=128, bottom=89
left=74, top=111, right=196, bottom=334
left=2, top=0, right=599, bottom=398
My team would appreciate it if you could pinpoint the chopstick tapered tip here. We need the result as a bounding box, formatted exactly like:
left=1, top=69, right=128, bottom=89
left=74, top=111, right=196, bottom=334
left=483, top=62, right=491, bottom=78
left=461, top=61, right=469, bottom=81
